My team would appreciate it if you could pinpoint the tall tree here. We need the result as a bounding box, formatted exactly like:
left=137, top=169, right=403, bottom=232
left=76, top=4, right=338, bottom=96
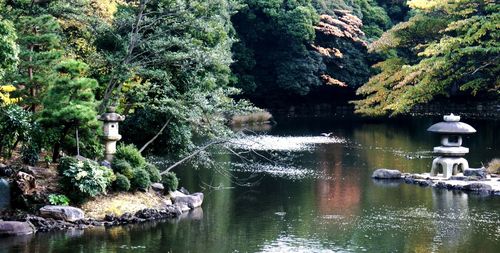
left=99, top=0, right=252, bottom=155
left=354, top=0, right=499, bottom=116
left=9, top=13, right=62, bottom=111
left=39, top=60, right=99, bottom=162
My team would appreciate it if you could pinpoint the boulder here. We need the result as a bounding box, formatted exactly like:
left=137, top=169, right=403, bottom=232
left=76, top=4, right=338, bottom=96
left=172, top=192, right=204, bottom=211
left=0, top=221, right=35, bottom=236
left=0, top=178, right=10, bottom=210
left=462, top=183, right=492, bottom=193
left=151, top=183, right=164, bottom=192
left=464, top=168, right=487, bottom=180
left=39, top=205, right=85, bottom=222
left=0, top=164, right=11, bottom=177
left=14, top=172, right=36, bottom=195
left=371, top=169, right=402, bottom=179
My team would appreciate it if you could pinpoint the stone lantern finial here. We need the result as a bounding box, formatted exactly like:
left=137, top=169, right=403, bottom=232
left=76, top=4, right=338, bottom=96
left=98, top=107, right=125, bottom=161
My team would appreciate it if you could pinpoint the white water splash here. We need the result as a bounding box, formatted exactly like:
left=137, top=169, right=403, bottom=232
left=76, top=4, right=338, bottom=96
left=229, top=135, right=346, bottom=151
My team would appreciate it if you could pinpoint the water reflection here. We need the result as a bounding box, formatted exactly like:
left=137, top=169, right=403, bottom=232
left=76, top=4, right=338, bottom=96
left=431, top=189, right=470, bottom=252
left=316, top=145, right=360, bottom=216
left=1, top=117, right=499, bottom=252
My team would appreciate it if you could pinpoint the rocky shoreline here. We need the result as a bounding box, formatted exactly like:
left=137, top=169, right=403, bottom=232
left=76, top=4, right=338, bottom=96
left=0, top=196, right=206, bottom=236
left=372, top=168, right=500, bottom=195
left=1, top=205, right=181, bottom=236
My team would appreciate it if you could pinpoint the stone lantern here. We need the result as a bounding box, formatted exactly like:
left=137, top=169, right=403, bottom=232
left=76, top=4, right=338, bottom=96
left=98, top=107, right=125, bottom=162
left=427, top=114, right=476, bottom=178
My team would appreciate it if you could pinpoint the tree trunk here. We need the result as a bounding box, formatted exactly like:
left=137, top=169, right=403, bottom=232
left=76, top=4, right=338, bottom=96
left=52, top=125, right=71, bottom=162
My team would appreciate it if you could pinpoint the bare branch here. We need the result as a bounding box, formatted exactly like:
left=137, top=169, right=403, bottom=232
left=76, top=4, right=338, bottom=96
left=139, top=116, right=173, bottom=153
left=160, top=139, right=227, bottom=175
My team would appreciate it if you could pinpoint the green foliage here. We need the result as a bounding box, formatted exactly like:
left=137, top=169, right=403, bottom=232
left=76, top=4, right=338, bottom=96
left=39, top=59, right=99, bottom=161
left=21, top=144, right=39, bottom=166
left=111, top=159, right=134, bottom=179
left=232, top=0, right=321, bottom=97
left=0, top=18, right=18, bottom=79
left=354, top=0, right=500, bottom=116
left=114, top=144, right=145, bottom=169
left=113, top=173, right=131, bottom=192
left=130, top=168, right=151, bottom=191
left=48, top=194, right=70, bottom=206
left=143, top=163, right=161, bottom=183
left=0, top=105, right=33, bottom=158
left=112, top=0, right=254, bottom=156
left=161, top=172, right=179, bottom=192
left=9, top=14, right=63, bottom=110
left=58, top=157, right=115, bottom=202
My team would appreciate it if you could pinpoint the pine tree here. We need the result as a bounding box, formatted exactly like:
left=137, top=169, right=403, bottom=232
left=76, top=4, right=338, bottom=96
left=13, top=14, right=62, bottom=111
left=39, top=60, right=98, bottom=162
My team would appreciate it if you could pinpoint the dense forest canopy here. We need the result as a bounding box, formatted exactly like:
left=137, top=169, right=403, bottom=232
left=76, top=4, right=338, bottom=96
left=0, top=0, right=498, bottom=162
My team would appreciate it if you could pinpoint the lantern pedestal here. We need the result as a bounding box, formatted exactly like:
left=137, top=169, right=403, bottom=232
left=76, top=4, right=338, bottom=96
left=430, top=157, right=469, bottom=178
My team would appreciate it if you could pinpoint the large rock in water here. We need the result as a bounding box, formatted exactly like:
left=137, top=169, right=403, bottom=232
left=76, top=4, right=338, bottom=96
left=462, top=183, right=492, bottom=193
left=171, top=191, right=204, bottom=211
left=0, top=221, right=35, bottom=236
left=372, top=169, right=402, bottom=179
left=39, top=205, right=85, bottom=222
left=464, top=168, right=487, bottom=180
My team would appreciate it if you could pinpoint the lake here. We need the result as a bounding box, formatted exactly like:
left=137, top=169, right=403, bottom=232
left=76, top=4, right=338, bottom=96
left=1, top=116, right=499, bottom=253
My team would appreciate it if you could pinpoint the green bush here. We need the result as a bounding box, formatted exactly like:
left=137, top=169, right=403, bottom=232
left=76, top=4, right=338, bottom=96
left=143, top=163, right=161, bottom=183
left=48, top=194, right=70, bottom=206
left=114, top=173, right=131, bottom=192
left=161, top=172, right=179, bottom=192
left=21, top=144, right=39, bottom=166
left=130, top=168, right=151, bottom=191
left=112, top=159, right=134, bottom=179
left=58, top=157, right=116, bottom=202
left=115, top=144, right=146, bottom=168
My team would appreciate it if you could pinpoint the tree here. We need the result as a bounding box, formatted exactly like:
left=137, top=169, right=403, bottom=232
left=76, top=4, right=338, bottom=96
left=0, top=14, right=18, bottom=80
left=9, top=13, right=62, bottom=111
left=231, top=0, right=321, bottom=101
left=94, top=0, right=253, bottom=156
left=354, top=0, right=499, bottom=116
left=39, top=60, right=99, bottom=162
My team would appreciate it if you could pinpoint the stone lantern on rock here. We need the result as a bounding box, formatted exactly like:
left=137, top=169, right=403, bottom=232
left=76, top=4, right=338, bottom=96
left=427, top=114, right=476, bottom=178
left=98, top=107, right=125, bottom=162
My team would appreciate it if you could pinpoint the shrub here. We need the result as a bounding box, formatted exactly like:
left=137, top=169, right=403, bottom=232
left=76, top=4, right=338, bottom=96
left=112, top=159, right=134, bottom=179
left=115, top=144, right=146, bottom=168
left=114, top=173, right=131, bottom=192
left=143, top=163, right=161, bottom=183
left=161, top=172, right=179, bottom=192
left=21, top=144, right=39, bottom=166
left=58, top=157, right=116, bottom=202
left=486, top=159, right=500, bottom=174
left=130, top=168, right=151, bottom=191
left=48, top=194, right=70, bottom=206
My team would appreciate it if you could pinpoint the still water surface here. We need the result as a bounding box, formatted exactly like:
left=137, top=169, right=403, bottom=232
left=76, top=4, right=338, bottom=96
left=1, top=116, right=499, bottom=253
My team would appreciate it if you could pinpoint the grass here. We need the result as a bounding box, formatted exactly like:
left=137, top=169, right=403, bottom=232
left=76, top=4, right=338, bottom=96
left=81, top=191, right=169, bottom=219
left=486, top=158, right=500, bottom=174
left=230, top=110, right=273, bottom=126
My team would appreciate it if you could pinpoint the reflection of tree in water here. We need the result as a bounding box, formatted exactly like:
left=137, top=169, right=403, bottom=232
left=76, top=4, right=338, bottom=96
left=316, top=144, right=361, bottom=216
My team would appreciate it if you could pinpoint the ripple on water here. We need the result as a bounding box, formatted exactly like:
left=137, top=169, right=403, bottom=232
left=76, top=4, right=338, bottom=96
left=230, top=162, right=332, bottom=180
left=229, top=135, right=346, bottom=151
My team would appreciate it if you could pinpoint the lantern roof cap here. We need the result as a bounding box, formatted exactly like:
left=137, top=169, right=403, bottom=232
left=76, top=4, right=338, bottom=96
left=427, top=114, right=476, bottom=134
left=98, top=107, right=125, bottom=122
